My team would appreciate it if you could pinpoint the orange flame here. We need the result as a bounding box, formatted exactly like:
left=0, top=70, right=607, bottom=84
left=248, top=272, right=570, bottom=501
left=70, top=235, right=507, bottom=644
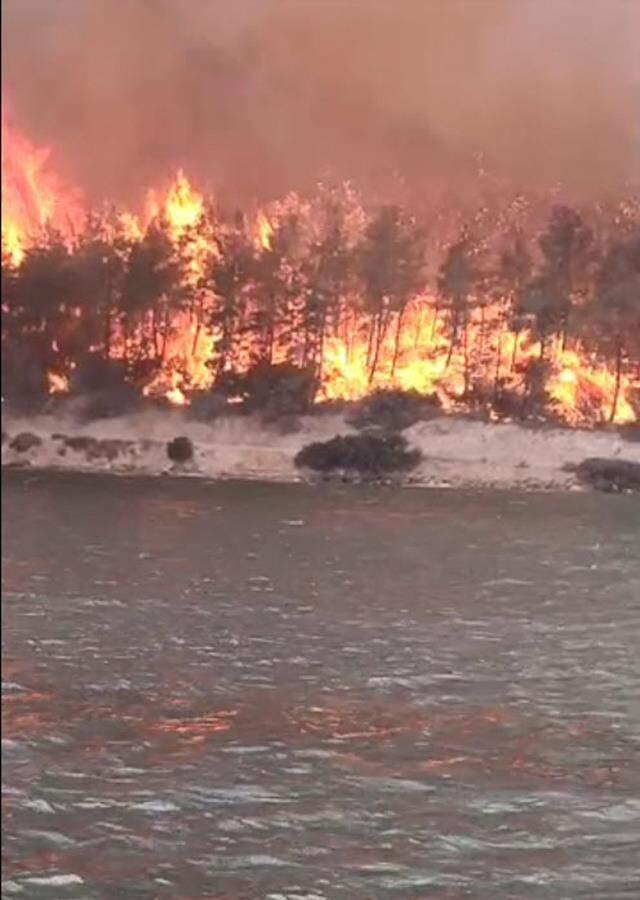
left=1, top=116, right=83, bottom=263
left=150, top=169, right=204, bottom=237
left=47, top=372, right=70, bottom=394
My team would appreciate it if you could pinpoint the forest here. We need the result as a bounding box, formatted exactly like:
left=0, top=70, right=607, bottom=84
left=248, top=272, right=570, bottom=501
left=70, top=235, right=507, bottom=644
left=2, top=181, right=639, bottom=426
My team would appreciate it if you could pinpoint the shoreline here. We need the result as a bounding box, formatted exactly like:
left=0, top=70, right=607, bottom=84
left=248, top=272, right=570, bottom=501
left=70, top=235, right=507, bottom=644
left=3, top=410, right=639, bottom=492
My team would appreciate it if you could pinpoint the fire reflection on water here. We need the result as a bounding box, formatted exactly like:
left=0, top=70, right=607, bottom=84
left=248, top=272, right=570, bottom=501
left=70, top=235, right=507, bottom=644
left=1, top=674, right=633, bottom=792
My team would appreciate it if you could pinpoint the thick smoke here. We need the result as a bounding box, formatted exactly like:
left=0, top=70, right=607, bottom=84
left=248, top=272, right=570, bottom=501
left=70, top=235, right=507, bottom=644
left=2, top=0, right=639, bottom=208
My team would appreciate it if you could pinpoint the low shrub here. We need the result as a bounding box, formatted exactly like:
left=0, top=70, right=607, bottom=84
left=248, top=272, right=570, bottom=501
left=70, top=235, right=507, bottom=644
left=491, top=384, right=525, bottom=420
left=266, top=414, right=303, bottom=436
left=1, top=346, right=49, bottom=414
left=96, top=439, right=133, bottom=461
left=65, top=436, right=100, bottom=455
left=67, top=354, right=151, bottom=421
left=74, top=386, right=141, bottom=422
left=218, top=362, right=316, bottom=418
left=63, top=436, right=132, bottom=461
left=618, top=423, right=640, bottom=443
left=347, top=389, right=440, bottom=432
left=295, top=432, right=421, bottom=475
left=518, top=358, right=553, bottom=419
left=71, top=354, right=128, bottom=394
left=9, top=432, right=43, bottom=453
left=573, top=457, right=640, bottom=493
left=187, top=390, right=229, bottom=422
left=166, top=435, right=194, bottom=464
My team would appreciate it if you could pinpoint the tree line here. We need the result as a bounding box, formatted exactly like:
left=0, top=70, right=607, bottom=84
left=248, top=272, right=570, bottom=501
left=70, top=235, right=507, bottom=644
left=2, top=184, right=639, bottom=423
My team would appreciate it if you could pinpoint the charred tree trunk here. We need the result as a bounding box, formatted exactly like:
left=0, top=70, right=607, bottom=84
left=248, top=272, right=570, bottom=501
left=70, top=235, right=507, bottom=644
left=261, top=293, right=276, bottom=366
left=390, top=305, right=407, bottom=378
left=191, top=320, right=202, bottom=358
left=462, top=309, right=470, bottom=396
left=430, top=306, right=439, bottom=341
left=152, top=309, right=161, bottom=360
left=510, top=331, right=519, bottom=372
left=561, top=305, right=571, bottom=352
left=266, top=317, right=275, bottom=366
left=539, top=334, right=547, bottom=363
left=103, top=307, right=112, bottom=359
left=445, top=309, right=459, bottom=371
left=366, top=312, right=377, bottom=370
left=368, top=305, right=391, bottom=384
left=215, top=319, right=232, bottom=381
left=479, top=304, right=486, bottom=361
left=609, top=343, right=623, bottom=424
left=191, top=293, right=205, bottom=356
left=123, top=318, right=130, bottom=366
left=102, top=277, right=114, bottom=359
left=368, top=316, right=382, bottom=384
left=158, top=306, right=170, bottom=362
left=493, top=335, right=502, bottom=404
left=220, top=307, right=243, bottom=382
left=314, top=307, right=329, bottom=388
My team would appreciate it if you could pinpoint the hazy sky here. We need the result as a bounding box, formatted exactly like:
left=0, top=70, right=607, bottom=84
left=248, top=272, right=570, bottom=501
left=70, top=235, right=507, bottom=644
left=3, top=0, right=639, bottom=207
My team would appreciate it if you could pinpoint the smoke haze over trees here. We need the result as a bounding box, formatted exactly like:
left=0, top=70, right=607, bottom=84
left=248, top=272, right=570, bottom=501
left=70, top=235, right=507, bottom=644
left=3, top=0, right=639, bottom=207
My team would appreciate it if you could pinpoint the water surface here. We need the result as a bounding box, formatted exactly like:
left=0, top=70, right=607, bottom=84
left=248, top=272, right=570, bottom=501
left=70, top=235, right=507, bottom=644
left=2, top=472, right=639, bottom=898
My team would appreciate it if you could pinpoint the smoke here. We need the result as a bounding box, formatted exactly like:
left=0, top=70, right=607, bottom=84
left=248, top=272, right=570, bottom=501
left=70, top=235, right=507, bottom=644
left=2, top=0, right=639, bottom=208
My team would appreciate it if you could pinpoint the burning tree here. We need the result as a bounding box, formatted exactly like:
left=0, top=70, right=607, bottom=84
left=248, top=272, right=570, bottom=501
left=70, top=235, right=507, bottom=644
left=437, top=229, right=478, bottom=395
left=300, top=185, right=361, bottom=385
left=359, top=205, right=426, bottom=383
left=206, top=216, right=255, bottom=382
left=581, top=235, right=640, bottom=422
left=520, top=206, right=595, bottom=359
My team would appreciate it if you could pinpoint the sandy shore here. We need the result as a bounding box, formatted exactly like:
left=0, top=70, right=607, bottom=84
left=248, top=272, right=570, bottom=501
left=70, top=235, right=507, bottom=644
left=2, top=410, right=639, bottom=491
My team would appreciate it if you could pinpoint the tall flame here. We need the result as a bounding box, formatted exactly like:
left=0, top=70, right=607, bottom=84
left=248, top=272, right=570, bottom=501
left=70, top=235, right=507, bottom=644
left=147, top=169, right=204, bottom=237
left=141, top=170, right=217, bottom=402
left=1, top=116, right=83, bottom=263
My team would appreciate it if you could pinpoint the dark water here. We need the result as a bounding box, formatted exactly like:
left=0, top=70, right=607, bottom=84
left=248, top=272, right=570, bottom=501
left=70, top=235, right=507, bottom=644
left=2, top=472, right=639, bottom=900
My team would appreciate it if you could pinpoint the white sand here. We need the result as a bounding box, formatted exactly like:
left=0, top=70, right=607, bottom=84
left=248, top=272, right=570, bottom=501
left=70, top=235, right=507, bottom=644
left=2, top=410, right=639, bottom=490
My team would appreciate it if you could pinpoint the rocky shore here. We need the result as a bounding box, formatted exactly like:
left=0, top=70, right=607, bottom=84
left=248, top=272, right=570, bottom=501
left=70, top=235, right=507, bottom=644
left=3, top=409, right=639, bottom=492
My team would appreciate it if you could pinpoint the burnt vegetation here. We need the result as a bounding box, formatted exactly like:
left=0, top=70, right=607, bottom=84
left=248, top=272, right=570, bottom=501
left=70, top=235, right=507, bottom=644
left=2, top=189, right=639, bottom=426
left=347, top=388, right=441, bottom=433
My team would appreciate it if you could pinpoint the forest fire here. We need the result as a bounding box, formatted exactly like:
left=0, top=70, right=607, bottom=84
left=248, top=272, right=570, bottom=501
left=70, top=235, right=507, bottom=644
left=1, top=119, right=83, bottom=265
left=1, top=120, right=638, bottom=426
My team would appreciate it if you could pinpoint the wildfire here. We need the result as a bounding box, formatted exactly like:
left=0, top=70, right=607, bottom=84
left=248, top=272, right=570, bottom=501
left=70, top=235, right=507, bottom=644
left=2, top=221, right=23, bottom=266
left=256, top=211, right=273, bottom=251
left=147, top=169, right=204, bottom=237
left=118, top=211, right=143, bottom=242
left=549, top=349, right=635, bottom=425
left=47, top=372, right=70, bottom=394
left=321, top=301, right=637, bottom=424
left=321, top=301, right=454, bottom=404
left=1, top=116, right=83, bottom=264
left=1, top=118, right=637, bottom=427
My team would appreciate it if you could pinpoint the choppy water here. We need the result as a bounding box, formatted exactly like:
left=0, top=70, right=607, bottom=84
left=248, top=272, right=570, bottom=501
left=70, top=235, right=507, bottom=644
left=2, top=471, right=640, bottom=899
